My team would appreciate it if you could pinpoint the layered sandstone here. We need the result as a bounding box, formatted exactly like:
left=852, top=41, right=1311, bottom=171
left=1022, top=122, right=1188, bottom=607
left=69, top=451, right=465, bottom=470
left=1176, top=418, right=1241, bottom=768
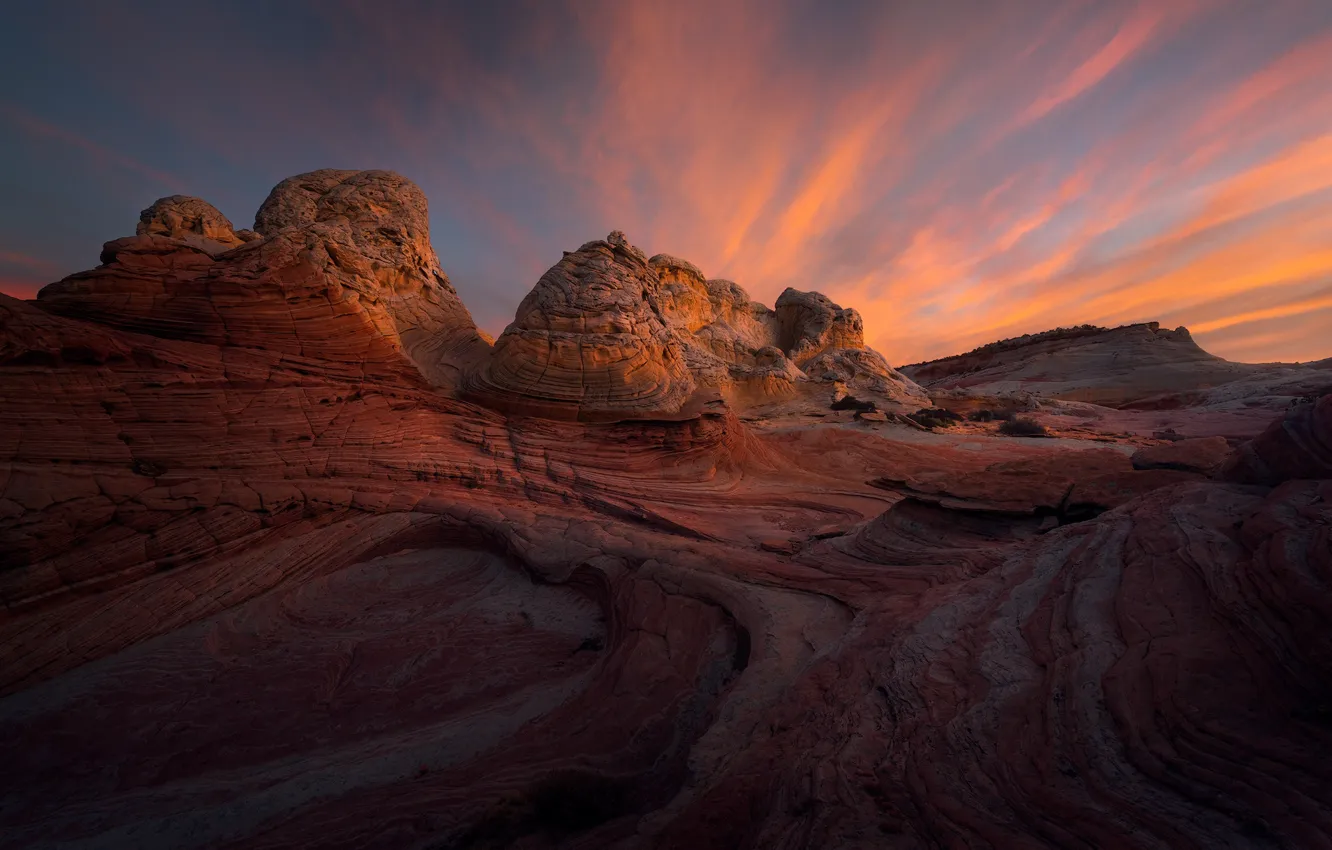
left=469, top=233, right=927, bottom=420
left=466, top=232, right=698, bottom=421
left=901, top=321, right=1310, bottom=407
left=37, top=169, right=491, bottom=391
left=3, top=171, right=1331, bottom=850
left=1223, top=392, right=1332, bottom=484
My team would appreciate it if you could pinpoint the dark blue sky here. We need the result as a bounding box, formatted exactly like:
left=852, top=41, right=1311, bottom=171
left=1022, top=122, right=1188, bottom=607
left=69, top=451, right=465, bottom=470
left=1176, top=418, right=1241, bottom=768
left=3, top=0, right=1331, bottom=363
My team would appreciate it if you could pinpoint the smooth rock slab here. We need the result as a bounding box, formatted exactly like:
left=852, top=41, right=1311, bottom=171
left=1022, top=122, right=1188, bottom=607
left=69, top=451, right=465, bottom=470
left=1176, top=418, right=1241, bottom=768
left=0, top=546, right=604, bottom=850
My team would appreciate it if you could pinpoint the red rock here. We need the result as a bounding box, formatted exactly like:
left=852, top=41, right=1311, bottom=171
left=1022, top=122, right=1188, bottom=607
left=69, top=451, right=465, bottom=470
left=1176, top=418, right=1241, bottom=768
left=2, top=173, right=1331, bottom=850
left=1223, top=393, right=1332, bottom=484
left=36, top=169, right=492, bottom=392
left=1131, top=435, right=1231, bottom=474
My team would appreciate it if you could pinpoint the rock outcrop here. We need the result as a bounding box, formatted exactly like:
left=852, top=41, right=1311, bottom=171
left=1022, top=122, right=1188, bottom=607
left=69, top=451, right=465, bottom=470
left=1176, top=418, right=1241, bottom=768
left=903, top=322, right=1264, bottom=406
left=466, top=232, right=698, bottom=421
left=4, top=172, right=1331, bottom=849
left=1130, top=435, right=1231, bottom=474
left=774, top=287, right=865, bottom=360
left=36, top=169, right=491, bottom=391
left=469, top=233, right=925, bottom=420
left=1222, top=392, right=1332, bottom=484
left=136, top=195, right=253, bottom=249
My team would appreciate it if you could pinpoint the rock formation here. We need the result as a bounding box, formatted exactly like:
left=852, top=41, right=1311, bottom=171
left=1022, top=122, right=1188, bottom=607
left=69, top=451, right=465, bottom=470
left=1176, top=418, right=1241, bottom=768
left=137, top=195, right=255, bottom=249
left=469, top=233, right=926, bottom=420
left=1130, top=435, right=1231, bottom=474
left=36, top=169, right=491, bottom=391
left=3, top=171, right=1331, bottom=849
left=465, top=232, right=698, bottom=421
left=1222, top=392, right=1332, bottom=484
left=902, top=321, right=1332, bottom=408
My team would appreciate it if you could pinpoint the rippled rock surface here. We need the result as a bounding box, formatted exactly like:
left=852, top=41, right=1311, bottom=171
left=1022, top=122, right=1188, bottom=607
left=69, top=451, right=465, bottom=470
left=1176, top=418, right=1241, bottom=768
left=36, top=169, right=492, bottom=392
left=3, top=173, right=1331, bottom=849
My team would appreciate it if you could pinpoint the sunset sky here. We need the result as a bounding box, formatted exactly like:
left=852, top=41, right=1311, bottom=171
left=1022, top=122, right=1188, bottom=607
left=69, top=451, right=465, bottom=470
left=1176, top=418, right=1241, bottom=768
left=2, top=0, right=1330, bottom=364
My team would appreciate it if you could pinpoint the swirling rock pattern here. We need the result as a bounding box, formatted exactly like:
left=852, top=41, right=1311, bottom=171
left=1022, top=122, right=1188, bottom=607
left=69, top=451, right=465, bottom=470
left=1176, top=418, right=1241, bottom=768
left=466, top=232, right=698, bottom=421
left=1223, top=393, right=1332, bottom=484
left=3, top=172, right=1331, bottom=849
left=902, top=321, right=1332, bottom=410
left=36, top=170, right=491, bottom=392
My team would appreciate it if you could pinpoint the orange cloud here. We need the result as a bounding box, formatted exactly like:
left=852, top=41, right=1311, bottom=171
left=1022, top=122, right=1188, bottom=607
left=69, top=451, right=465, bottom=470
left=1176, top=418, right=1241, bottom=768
left=1018, top=3, right=1168, bottom=125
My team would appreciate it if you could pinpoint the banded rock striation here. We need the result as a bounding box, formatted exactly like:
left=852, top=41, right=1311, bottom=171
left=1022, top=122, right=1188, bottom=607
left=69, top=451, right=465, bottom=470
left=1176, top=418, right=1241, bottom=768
left=37, top=170, right=492, bottom=391
left=3, top=169, right=1331, bottom=850
left=465, top=232, right=698, bottom=421
left=903, top=321, right=1332, bottom=409
left=469, top=232, right=926, bottom=420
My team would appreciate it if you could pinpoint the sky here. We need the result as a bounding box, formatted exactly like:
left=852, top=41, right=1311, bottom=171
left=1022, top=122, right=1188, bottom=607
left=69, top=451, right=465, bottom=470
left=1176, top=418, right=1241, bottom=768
left=2, top=0, right=1330, bottom=365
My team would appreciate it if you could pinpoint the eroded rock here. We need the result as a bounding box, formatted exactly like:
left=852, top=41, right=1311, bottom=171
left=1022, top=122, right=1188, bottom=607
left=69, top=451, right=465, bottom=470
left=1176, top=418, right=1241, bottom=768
left=37, top=169, right=491, bottom=391
left=467, top=232, right=697, bottom=421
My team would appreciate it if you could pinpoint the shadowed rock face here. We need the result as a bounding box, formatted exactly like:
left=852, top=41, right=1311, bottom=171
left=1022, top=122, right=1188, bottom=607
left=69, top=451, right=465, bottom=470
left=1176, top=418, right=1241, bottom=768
left=1223, top=393, right=1332, bottom=484
left=774, top=287, right=865, bottom=361
left=4, top=172, right=1332, bottom=849
left=36, top=169, right=491, bottom=392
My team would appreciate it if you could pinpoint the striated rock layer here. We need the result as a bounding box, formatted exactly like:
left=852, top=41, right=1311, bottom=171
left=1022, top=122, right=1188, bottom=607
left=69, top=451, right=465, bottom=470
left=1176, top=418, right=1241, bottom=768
left=903, top=321, right=1332, bottom=409
left=3, top=171, right=1332, bottom=850
left=469, top=232, right=926, bottom=420
left=466, top=232, right=698, bottom=421
left=36, top=170, right=492, bottom=392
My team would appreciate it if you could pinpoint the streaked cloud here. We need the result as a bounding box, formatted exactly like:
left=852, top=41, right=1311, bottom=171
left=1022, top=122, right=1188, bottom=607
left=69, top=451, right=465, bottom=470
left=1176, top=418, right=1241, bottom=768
left=0, top=0, right=1328, bottom=364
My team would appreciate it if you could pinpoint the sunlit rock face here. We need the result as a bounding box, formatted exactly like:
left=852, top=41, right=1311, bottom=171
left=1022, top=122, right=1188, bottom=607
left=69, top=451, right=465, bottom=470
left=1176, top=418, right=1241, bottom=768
left=36, top=169, right=491, bottom=391
left=136, top=195, right=252, bottom=250
left=469, top=233, right=929, bottom=420
left=9, top=169, right=1331, bottom=849
left=467, top=232, right=698, bottom=421
left=902, top=321, right=1262, bottom=407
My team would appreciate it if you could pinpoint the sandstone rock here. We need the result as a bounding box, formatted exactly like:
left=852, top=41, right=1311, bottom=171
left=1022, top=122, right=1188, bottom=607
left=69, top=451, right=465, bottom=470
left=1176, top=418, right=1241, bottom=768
left=1222, top=393, right=1332, bottom=484
left=803, top=346, right=928, bottom=408
left=902, top=322, right=1281, bottom=406
left=8, top=172, right=1331, bottom=849
left=466, top=232, right=697, bottom=421
left=774, top=287, right=865, bottom=363
left=642, top=254, right=924, bottom=412
left=137, top=195, right=245, bottom=250
left=252, top=168, right=362, bottom=234
left=3, top=292, right=1330, bottom=847
left=37, top=169, right=491, bottom=391
left=1131, top=435, right=1230, bottom=474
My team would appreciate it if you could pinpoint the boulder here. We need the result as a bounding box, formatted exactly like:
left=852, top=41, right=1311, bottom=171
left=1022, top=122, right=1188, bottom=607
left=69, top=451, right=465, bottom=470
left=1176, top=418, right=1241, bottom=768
left=1222, top=393, right=1332, bottom=484
left=466, top=232, right=696, bottom=420
left=137, top=195, right=245, bottom=250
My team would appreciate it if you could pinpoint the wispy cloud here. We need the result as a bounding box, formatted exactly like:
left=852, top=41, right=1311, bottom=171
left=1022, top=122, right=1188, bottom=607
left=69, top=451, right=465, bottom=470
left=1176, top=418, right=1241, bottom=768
left=2, top=0, right=1330, bottom=364
left=1, top=103, right=183, bottom=191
